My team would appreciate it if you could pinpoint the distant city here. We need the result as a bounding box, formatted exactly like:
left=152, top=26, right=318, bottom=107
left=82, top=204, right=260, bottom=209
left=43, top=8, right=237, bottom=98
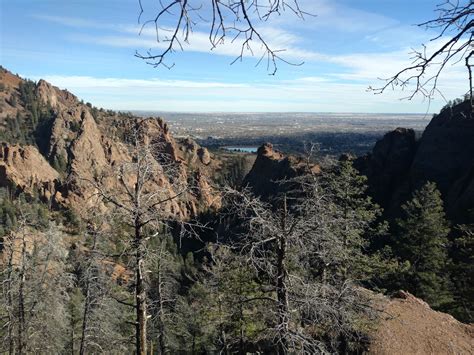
left=134, top=111, right=430, bottom=156
left=134, top=112, right=430, bottom=140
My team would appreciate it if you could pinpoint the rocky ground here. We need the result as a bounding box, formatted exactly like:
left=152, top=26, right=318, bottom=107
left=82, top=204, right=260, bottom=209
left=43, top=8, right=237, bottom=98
left=369, top=291, right=473, bottom=354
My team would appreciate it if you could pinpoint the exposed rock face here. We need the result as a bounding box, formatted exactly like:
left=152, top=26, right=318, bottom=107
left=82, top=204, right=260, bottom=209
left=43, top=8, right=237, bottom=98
left=197, top=147, right=211, bottom=165
left=368, top=291, right=473, bottom=354
left=358, top=101, right=474, bottom=222
left=0, top=69, right=220, bottom=218
left=411, top=101, right=474, bottom=195
left=243, top=143, right=320, bottom=199
left=0, top=143, right=59, bottom=200
left=355, top=128, right=417, bottom=215
left=0, top=67, right=25, bottom=121
left=36, top=79, right=78, bottom=110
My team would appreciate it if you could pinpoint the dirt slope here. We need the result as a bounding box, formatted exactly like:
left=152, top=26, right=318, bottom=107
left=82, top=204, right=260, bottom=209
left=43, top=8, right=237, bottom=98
left=369, top=291, right=473, bottom=354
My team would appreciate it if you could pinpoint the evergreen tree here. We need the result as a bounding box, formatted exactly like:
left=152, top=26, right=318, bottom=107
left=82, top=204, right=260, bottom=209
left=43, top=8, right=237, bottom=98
left=320, top=158, right=389, bottom=283
left=449, top=224, right=474, bottom=322
left=393, top=182, right=452, bottom=309
left=183, top=245, right=268, bottom=354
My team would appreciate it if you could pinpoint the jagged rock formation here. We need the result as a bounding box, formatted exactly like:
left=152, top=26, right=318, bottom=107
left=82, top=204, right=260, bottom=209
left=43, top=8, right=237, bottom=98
left=0, top=68, right=25, bottom=120
left=357, top=101, right=474, bottom=222
left=0, top=143, right=59, bottom=200
left=243, top=143, right=320, bottom=199
left=368, top=291, right=473, bottom=354
left=0, top=68, right=220, bottom=218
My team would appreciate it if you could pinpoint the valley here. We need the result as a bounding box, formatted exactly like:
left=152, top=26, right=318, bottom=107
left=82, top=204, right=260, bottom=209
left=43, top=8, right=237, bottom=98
left=0, top=68, right=472, bottom=354
left=137, top=111, right=430, bottom=156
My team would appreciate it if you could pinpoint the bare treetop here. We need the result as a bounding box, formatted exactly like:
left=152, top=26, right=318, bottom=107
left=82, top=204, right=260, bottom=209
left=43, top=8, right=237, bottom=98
left=372, top=0, right=473, bottom=101
left=135, top=0, right=311, bottom=74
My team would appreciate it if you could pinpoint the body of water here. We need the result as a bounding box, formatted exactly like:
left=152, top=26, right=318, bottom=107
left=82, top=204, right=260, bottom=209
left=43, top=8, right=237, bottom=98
left=223, top=146, right=259, bottom=153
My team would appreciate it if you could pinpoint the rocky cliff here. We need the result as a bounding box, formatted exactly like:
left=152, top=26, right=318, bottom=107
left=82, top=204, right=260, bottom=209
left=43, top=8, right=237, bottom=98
left=357, top=101, right=474, bottom=222
left=0, top=143, right=59, bottom=200
left=0, top=67, right=220, bottom=218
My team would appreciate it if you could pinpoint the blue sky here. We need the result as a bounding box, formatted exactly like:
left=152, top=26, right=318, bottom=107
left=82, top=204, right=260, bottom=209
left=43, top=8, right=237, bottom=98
left=0, top=0, right=469, bottom=113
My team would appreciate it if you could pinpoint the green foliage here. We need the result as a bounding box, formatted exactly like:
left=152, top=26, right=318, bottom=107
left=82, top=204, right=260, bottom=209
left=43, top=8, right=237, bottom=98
left=175, top=246, right=268, bottom=353
left=52, top=153, right=69, bottom=175
left=393, top=182, right=453, bottom=309
left=146, top=234, right=184, bottom=353
left=440, top=96, right=468, bottom=112
left=0, top=222, right=72, bottom=353
left=66, top=287, right=85, bottom=352
left=8, top=95, right=17, bottom=107
left=319, top=159, right=389, bottom=283
left=69, top=120, right=82, bottom=133
left=448, top=225, right=474, bottom=322
left=61, top=208, right=81, bottom=231
left=0, top=191, right=50, bottom=237
left=216, top=154, right=252, bottom=187
left=0, top=79, right=55, bottom=151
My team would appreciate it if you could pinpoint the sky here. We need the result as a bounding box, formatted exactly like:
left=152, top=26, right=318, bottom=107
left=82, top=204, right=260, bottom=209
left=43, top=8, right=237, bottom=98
left=0, top=0, right=470, bottom=113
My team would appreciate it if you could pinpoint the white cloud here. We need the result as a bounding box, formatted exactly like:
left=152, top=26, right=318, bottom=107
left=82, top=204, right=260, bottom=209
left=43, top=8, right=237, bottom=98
left=31, top=8, right=468, bottom=112
left=29, top=74, right=463, bottom=113
left=32, top=14, right=119, bottom=30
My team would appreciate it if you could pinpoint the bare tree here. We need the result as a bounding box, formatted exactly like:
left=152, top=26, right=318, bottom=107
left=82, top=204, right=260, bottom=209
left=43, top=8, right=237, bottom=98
left=73, top=214, right=131, bottom=355
left=0, top=209, right=71, bottom=354
left=146, top=234, right=182, bottom=354
left=85, top=118, right=192, bottom=355
left=372, top=0, right=473, bottom=102
left=135, top=0, right=310, bottom=74
left=216, top=157, right=382, bottom=353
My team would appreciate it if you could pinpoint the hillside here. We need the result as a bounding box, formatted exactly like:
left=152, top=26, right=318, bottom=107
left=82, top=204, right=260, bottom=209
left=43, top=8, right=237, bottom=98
left=369, top=291, right=473, bottom=354
left=0, top=67, right=220, bottom=218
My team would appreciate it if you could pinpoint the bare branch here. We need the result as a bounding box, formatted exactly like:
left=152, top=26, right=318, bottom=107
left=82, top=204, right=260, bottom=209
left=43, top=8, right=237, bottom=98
left=371, top=0, right=473, bottom=101
left=135, top=0, right=311, bottom=73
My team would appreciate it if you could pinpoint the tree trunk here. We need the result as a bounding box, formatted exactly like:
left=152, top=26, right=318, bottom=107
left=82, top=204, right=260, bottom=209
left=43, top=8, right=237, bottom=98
left=18, top=232, right=27, bottom=354
left=6, top=237, right=15, bottom=355
left=157, top=245, right=167, bottom=355
left=135, top=220, right=147, bottom=355
left=466, top=51, right=473, bottom=114
left=80, top=229, right=98, bottom=355
left=276, top=196, right=289, bottom=354
left=79, top=272, right=91, bottom=355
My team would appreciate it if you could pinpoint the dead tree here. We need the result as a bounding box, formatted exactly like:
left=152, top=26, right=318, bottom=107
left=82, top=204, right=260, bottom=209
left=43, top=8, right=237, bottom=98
left=135, top=0, right=310, bottom=74
left=86, top=118, right=190, bottom=355
left=372, top=0, right=473, bottom=100
left=146, top=236, right=182, bottom=354
left=75, top=213, right=129, bottom=355
left=223, top=185, right=328, bottom=353
left=466, top=51, right=474, bottom=111
left=221, top=161, right=380, bottom=353
left=0, top=209, right=71, bottom=354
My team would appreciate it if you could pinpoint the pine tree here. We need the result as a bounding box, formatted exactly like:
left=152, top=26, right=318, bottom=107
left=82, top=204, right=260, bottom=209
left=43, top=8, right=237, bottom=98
left=449, top=224, right=474, bottom=322
left=394, top=182, right=452, bottom=309
left=321, top=158, right=388, bottom=283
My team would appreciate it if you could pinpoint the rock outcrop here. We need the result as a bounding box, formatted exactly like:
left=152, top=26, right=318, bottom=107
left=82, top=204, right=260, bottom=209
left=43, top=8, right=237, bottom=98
left=0, top=68, right=24, bottom=121
left=357, top=101, right=474, bottom=222
left=36, top=79, right=78, bottom=110
left=243, top=143, right=320, bottom=199
left=0, top=143, right=59, bottom=200
left=0, top=69, right=220, bottom=218
left=368, top=291, right=473, bottom=354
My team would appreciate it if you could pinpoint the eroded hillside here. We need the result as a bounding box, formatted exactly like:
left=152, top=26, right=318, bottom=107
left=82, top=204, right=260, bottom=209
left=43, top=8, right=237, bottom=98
left=0, top=67, right=220, bottom=218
